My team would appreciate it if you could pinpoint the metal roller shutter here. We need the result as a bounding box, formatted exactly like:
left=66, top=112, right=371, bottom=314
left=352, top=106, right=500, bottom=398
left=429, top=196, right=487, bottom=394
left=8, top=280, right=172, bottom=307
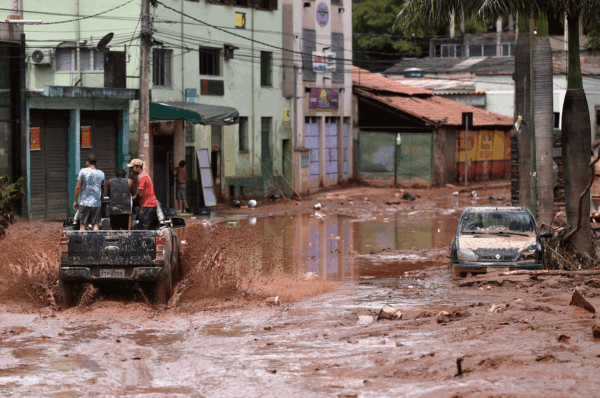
left=304, top=116, right=320, bottom=188
left=29, top=111, right=47, bottom=221
left=325, top=117, right=338, bottom=184
left=80, top=111, right=118, bottom=182
left=29, top=110, right=69, bottom=221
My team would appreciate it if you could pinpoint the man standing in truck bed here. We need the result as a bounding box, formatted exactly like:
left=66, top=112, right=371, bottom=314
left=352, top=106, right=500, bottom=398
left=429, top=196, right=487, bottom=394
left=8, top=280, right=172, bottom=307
left=73, top=154, right=105, bottom=231
left=128, top=159, right=158, bottom=230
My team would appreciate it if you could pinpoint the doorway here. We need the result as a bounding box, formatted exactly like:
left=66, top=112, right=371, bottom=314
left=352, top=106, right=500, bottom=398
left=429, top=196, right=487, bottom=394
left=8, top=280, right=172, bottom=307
left=153, top=134, right=173, bottom=209
left=210, top=125, right=222, bottom=202
left=29, top=109, right=70, bottom=221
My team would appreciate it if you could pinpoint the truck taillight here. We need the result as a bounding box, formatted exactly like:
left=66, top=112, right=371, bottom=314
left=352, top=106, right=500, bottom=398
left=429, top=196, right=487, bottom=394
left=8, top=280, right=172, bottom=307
left=155, top=237, right=165, bottom=263
left=60, top=237, right=69, bottom=254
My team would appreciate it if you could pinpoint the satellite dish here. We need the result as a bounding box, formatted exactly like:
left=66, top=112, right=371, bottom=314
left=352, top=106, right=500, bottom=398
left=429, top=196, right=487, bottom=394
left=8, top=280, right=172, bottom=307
left=96, top=33, right=114, bottom=51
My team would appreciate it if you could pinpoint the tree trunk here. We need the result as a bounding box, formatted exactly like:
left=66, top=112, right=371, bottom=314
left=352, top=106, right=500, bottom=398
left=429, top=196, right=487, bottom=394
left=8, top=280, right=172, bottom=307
left=533, top=33, right=554, bottom=226
left=515, top=20, right=532, bottom=209
left=562, top=6, right=592, bottom=255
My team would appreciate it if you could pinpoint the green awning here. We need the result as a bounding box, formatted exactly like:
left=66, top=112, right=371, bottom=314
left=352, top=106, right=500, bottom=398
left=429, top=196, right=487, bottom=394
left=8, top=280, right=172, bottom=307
left=149, top=101, right=239, bottom=125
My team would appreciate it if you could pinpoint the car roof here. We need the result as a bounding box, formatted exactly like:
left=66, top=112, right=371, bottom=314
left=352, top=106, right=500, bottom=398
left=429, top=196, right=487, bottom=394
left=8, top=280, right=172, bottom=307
left=463, top=206, right=530, bottom=213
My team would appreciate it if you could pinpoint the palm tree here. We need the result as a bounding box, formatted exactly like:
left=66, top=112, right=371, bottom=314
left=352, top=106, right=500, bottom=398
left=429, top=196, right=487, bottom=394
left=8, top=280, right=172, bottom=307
left=396, top=0, right=597, bottom=255
left=533, top=19, right=554, bottom=227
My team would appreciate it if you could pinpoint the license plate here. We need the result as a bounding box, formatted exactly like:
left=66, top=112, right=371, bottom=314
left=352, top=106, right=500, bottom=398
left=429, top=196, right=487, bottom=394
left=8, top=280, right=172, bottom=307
left=100, top=269, right=125, bottom=278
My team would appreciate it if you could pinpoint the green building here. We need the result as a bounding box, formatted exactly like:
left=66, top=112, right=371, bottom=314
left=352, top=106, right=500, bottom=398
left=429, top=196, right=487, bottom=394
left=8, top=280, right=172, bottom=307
left=12, top=0, right=291, bottom=220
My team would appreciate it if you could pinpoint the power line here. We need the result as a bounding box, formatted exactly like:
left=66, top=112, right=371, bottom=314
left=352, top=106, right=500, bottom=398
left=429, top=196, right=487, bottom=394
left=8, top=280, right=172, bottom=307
left=0, top=2, right=139, bottom=23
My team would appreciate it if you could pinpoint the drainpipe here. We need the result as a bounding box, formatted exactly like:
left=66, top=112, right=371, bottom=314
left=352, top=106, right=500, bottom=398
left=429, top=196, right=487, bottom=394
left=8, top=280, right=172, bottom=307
left=76, top=0, right=82, bottom=86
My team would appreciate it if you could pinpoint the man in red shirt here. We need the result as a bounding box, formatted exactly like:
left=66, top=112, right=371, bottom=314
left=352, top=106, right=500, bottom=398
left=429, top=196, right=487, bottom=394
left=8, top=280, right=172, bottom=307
left=128, top=159, right=158, bottom=230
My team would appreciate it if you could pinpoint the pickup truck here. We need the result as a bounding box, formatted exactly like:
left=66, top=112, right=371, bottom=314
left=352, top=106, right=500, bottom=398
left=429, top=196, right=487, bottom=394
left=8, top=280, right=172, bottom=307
left=58, top=202, right=186, bottom=307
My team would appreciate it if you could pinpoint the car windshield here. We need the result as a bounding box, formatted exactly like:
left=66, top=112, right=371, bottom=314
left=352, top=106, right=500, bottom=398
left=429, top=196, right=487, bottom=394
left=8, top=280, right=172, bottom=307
left=460, top=210, right=535, bottom=235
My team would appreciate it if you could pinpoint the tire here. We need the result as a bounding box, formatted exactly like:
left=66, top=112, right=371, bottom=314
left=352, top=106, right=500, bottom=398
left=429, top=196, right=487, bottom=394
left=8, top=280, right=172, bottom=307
left=152, top=267, right=172, bottom=305
left=58, top=273, right=78, bottom=308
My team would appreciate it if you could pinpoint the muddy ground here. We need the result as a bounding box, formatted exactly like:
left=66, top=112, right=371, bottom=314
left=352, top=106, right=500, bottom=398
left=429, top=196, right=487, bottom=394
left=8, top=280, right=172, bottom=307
left=2, top=182, right=600, bottom=397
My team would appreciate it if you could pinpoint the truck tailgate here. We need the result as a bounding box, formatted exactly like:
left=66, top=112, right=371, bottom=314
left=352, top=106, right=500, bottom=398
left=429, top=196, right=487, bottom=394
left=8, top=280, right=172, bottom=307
left=65, top=230, right=158, bottom=266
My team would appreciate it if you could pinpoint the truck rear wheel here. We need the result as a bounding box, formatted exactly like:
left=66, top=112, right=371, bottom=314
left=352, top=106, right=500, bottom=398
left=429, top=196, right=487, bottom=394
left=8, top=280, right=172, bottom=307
left=58, top=274, right=78, bottom=308
left=152, top=268, right=172, bottom=305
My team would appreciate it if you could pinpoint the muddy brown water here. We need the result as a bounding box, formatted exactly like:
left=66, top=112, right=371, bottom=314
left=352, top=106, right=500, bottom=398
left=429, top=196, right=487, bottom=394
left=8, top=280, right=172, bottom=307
left=178, top=210, right=458, bottom=284
left=9, top=205, right=597, bottom=396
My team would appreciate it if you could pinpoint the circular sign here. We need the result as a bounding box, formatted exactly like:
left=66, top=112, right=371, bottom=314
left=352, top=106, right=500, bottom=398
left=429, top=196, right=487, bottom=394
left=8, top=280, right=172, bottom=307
left=316, top=2, right=329, bottom=27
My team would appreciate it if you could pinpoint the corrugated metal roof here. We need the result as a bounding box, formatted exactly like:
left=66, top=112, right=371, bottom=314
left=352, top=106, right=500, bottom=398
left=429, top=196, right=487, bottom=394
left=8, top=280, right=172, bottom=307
left=384, top=53, right=600, bottom=76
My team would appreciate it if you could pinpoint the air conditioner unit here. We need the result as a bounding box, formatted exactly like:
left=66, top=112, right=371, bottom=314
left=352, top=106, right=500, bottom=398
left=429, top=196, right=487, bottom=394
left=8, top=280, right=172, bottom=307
left=30, top=49, right=52, bottom=65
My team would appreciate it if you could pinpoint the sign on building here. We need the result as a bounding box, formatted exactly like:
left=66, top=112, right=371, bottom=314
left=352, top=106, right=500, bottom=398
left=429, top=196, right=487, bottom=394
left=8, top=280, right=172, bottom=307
left=312, top=52, right=335, bottom=72
left=308, top=88, right=339, bottom=112
left=316, top=2, right=329, bottom=27
left=235, top=12, right=246, bottom=29
left=30, top=127, right=41, bottom=151
left=81, top=126, right=92, bottom=148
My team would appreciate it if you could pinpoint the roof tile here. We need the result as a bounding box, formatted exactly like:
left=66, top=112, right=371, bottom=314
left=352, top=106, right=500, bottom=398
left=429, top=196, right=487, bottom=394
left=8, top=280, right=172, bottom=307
left=352, top=66, right=432, bottom=95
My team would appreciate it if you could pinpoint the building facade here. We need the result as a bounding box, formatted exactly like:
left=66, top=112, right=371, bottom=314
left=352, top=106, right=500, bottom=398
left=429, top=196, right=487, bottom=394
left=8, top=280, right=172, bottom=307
left=18, top=1, right=140, bottom=221
left=353, top=67, right=513, bottom=186
left=9, top=0, right=353, bottom=220
left=144, top=0, right=292, bottom=206
left=282, top=0, right=353, bottom=195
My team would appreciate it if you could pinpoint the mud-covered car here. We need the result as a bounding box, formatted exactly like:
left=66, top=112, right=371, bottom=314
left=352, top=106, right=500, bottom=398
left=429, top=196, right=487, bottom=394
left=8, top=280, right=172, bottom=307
left=451, top=206, right=552, bottom=275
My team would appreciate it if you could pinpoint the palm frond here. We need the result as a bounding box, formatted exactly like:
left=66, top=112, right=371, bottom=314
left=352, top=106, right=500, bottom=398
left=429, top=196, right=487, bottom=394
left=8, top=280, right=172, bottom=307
left=394, top=0, right=484, bottom=30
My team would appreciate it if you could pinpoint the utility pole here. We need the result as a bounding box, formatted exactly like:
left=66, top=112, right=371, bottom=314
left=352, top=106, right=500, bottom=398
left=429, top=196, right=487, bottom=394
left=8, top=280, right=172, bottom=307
left=138, top=0, right=151, bottom=166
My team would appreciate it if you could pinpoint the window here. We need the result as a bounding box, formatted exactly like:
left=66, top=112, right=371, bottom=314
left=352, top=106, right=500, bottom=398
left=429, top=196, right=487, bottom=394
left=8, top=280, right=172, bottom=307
left=302, top=29, right=317, bottom=81
left=261, top=117, right=271, bottom=134
left=239, top=117, right=249, bottom=152
left=261, top=51, right=272, bottom=86
left=501, top=43, right=515, bottom=57
left=56, top=48, right=104, bottom=72
left=483, top=44, right=496, bottom=57
left=256, top=0, right=278, bottom=10
left=555, top=112, right=561, bottom=129
left=331, top=0, right=342, bottom=5
left=332, top=32, right=344, bottom=83
left=56, top=48, right=76, bottom=72
left=152, top=49, right=172, bottom=87
left=199, top=47, right=220, bottom=76
left=235, top=0, right=249, bottom=5
left=440, top=44, right=462, bottom=58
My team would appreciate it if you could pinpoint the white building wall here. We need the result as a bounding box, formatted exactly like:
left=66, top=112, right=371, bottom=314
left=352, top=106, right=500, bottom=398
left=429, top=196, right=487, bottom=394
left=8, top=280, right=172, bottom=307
left=476, top=74, right=600, bottom=141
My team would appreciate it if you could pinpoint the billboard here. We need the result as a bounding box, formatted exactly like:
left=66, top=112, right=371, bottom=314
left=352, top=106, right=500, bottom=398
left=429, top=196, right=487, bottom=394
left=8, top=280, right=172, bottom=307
left=308, top=88, right=339, bottom=112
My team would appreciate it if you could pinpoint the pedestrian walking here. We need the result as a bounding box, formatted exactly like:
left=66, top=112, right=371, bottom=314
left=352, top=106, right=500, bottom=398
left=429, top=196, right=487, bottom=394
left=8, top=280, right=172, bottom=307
left=73, top=154, right=105, bottom=231
left=128, top=158, right=158, bottom=230
left=170, top=159, right=188, bottom=213
left=107, top=168, right=135, bottom=230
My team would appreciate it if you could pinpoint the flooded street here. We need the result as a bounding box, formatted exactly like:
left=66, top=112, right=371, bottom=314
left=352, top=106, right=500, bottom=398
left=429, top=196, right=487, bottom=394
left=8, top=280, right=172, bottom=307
left=2, top=184, right=600, bottom=397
